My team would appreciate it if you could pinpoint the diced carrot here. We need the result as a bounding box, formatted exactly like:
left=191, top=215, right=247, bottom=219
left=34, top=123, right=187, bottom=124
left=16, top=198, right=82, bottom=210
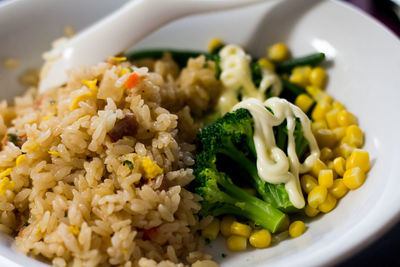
left=125, top=73, right=140, bottom=89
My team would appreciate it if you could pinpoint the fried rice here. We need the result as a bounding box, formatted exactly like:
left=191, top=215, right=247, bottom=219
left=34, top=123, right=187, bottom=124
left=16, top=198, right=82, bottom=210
left=0, top=53, right=221, bottom=267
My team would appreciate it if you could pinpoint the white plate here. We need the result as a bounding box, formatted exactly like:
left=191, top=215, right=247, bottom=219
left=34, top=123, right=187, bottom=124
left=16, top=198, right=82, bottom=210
left=1, top=0, right=400, bottom=266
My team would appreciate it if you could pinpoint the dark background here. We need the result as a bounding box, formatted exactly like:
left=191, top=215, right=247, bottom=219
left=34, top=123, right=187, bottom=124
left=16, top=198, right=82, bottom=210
left=339, top=0, right=400, bottom=266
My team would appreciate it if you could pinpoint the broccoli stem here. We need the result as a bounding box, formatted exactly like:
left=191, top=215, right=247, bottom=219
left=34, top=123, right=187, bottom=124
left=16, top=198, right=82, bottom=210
left=212, top=171, right=286, bottom=232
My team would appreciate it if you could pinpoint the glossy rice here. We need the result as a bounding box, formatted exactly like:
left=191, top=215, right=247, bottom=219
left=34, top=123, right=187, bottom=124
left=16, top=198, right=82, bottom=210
left=0, top=54, right=221, bottom=267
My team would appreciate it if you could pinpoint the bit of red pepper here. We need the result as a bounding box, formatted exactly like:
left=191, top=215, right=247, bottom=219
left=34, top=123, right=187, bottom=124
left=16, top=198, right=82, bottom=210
left=125, top=73, right=140, bottom=89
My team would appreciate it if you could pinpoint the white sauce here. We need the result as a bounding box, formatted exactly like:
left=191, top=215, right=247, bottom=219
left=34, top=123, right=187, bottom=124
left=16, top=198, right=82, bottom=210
left=233, top=98, right=320, bottom=209
left=218, top=45, right=281, bottom=114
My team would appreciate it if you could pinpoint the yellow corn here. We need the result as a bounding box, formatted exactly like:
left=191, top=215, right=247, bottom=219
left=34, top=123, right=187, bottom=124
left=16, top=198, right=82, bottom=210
left=326, top=161, right=338, bottom=179
left=48, top=151, right=61, bottom=157
left=81, top=79, right=98, bottom=91
left=295, top=94, right=314, bottom=113
left=346, top=149, right=370, bottom=172
left=120, top=68, right=131, bottom=76
left=343, top=167, right=366, bottom=190
left=40, top=113, right=55, bottom=122
left=332, top=101, right=345, bottom=111
left=320, top=147, right=333, bottom=161
left=310, top=159, right=327, bottom=178
left=16, top=154, right=26, bottom=167
left=308, top=185, right=328, bottom=208
left=312, top=101, right=332, bottom=121
left=208, top=38, right=224, bottom=53
left=108, top=56, right=127, bottom=62
left=318, top=169, right=334, bottom=188
left=325, top=109, right=339, bottom=129
left=288, top=221, right=306, bottom=238
left=258, top=58, right=275, bottom=72
left=202, top=218, right=220, bottom=240
left=226, top=235, right=247, bottom=251
left=312, top=120, right=328, bottom=133
left=337, top=110, right=358, bottom=127
left=315, top=91, right=333, bottom=104
left=231, top=222, right=252, bottom=238
left=267, top=43, right=289, bottom=62
left=333, top=143, right=354, bottom=159
left=278, top=215, right=290, bottom=232
left=318, top=192, right=337, bottom=213
left=290, top=66, right=311, bottom=88
left=69, top=225, right=80, bottom=235
left=305, top=85, right=321, bottom=98
left=343, top=125, right=364, bottom=148
left=0, top=168, right=12, bottom=179
left=0, top=177, right=15, bottom=195
left=221, top=215, right=236, bottom=237
left=333, top=157, right=346, bottom=176
left=309, top=67, right=327, bottom=88
left=249, top=229, right=271, bottom=249
left=304, top=204, right=319, bottom=217
left=329, top=179, right=349, bottom=199
left=314, top=128, right=337, bottom=148
left=333, top=127, right=347, bottom=141
left=300, top=174, right=318, bottom=194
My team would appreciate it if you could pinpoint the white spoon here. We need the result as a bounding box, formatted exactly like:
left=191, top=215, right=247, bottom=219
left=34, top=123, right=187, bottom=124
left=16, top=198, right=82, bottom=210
left=38, top=0, right=269, bottom=94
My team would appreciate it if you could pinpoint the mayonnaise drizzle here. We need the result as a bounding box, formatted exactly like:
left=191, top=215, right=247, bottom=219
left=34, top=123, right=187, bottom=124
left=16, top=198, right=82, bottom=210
left=218, top=45, right=282, bottom=114
left=233, top=97, right=320, bottom=209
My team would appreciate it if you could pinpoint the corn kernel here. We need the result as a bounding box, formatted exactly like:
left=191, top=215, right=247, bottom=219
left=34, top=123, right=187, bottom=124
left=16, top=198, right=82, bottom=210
left=314, top=129, right=337, bottom=148
left=318, top=192, right=337, bottom=213
left=278, top=215, right=290, bottom=232
left=258, top=58, right=275, bottom=72
left=346, top=149, right=370, bottom=172
left=231, top=222, right=252, bottom=238
left=295, top=94, right=314, bottom=113
left=301, top=174, right=318, bottom=194
left=0, top=168, right=12, bottom=179
left=332, top=101, right=345, bottom=111
left=202, top=218, right=220, bottom=240
left=290, top=73, right=309, bottom=88
left=337, top=110, right=358, bottom=127
left=312, top=121, right=328, bottom=133
left=267, top=43, right=289, bottom=62
left=308, top=185, right=328, bottom=208
left=221, top=216, right=235, bottom=237
left=310, top=159, right=327, bottom=178
left=16, top=154, right=26, bottom=167
left=320, top=147, right=333, bottom=161
left=333, top=143, right=354, bottom=159
left=343, top=125, right=364, bottom=148
left=226, top=235, right=247, bottom=251
left=333, top=127, right=347, bottom=141
left=325, top=109, right=339, bottom=129
left=312, top=101, right=332, bottom=121
left=305, top=85, right=321, bottom=98
left=69, top=225, right=80, bottom=235
left=304, top=204, right=319, bottom=217
left=343, top=167, right=366, bottom=190
left=249, top=229, right=271, bottom=249
left=318, top=169, right=334, bottom=188
left=329, top=179, right=349, bottom=199
left=333, top=157, right=346, bottom=176
left=309, top=67, right=327, bottom=88
left=208, top=38, right=224, bottom=53
left=289, top=221, right=306, bottom=238
left=315, top=91, right=333, bottom=104
left=326, top=160, right=338, bottom=179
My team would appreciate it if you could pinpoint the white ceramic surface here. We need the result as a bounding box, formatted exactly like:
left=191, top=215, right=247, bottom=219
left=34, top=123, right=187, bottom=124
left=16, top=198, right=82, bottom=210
left=0, top=0, right=400, bottom=266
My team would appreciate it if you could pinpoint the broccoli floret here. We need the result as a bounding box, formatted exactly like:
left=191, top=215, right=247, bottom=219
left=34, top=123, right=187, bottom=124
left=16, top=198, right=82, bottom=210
left=194, top=107, right=310, bottom=222
left=195, top=167, right=286, bottom=233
